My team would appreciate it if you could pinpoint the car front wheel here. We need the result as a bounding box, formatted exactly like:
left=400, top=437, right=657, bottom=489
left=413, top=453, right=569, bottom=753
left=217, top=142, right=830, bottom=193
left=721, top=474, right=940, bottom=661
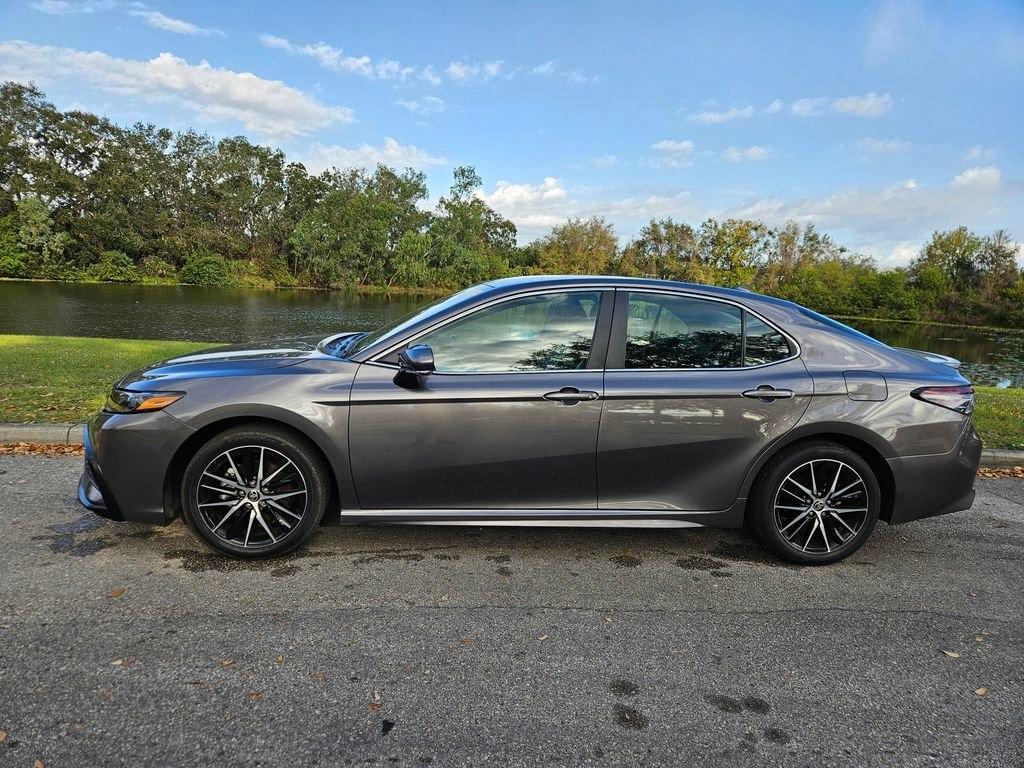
left=181, top=424, right=329, bottom=557
left=749, top=442, right=880, bottom=565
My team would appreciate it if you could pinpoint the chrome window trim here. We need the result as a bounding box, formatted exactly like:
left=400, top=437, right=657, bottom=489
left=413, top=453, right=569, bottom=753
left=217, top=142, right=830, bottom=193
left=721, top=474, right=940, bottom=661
left=611, top=286, right=802, bottom=373
left=368, top=285, right=610, bottom=375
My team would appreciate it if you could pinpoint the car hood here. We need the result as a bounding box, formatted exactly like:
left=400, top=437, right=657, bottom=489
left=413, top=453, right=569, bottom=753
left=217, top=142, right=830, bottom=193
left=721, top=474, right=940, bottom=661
left=119, top=333, right=359, bottom=387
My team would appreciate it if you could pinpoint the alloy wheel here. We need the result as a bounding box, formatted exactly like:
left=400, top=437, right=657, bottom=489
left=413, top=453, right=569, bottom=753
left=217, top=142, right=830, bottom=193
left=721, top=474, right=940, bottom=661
left=195, top=444, right=308, bottom=550
left=772, top=459, right=870, bottom=555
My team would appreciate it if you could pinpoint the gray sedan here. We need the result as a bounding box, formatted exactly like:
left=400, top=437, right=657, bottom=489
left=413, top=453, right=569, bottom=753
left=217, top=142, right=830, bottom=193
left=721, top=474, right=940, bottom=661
left=79, top=276, right=981, bottom=564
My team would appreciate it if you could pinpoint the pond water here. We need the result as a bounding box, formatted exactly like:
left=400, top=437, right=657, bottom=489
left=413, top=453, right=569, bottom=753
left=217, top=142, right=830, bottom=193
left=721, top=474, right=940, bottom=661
left=1, top=280, right=1021, bottom=388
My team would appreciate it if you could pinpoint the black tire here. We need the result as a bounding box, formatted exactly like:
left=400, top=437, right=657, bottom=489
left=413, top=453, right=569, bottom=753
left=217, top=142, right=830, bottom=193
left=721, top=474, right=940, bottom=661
left=181, top=424, right=329, bottom=558
left=748, top=441, right=880, bottom=565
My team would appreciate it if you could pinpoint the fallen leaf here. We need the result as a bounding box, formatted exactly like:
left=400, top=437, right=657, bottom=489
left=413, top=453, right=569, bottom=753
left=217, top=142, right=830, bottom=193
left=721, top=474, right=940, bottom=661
left=459, top=638, right=474, bottom=646
left=942, top=650, right=961, bottom=658
left=538, top=634, right=549, bottom=641
left=111, top=658, right=135, bottom=667
left=34, top=760, right=44, bottom=768
left=101, top=690, right=113, bottom=701
left=975, top=687, right=988, bottom=697
left=0, top=729, right=6, bottom=742
left=248, top=691, right=264, bottom=701
left=275, top=655, right=284, bottom=664
left=310, top=672, right=325, bottom=682
left=975, top=635, right=985, bottom=642
left=368, top=702, right=382, bottom=713
left=220, top=659, right=234, bottom=668
left=106, top=588, right=126, bottom=599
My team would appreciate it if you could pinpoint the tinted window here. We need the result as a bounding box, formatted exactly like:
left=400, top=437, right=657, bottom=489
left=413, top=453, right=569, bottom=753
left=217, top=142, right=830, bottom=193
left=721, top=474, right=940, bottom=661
left=744, top=314, right=792, bottom=365
left=415, top=291, right=602, bottom=373
left=625, top=293, right=742, bottom=368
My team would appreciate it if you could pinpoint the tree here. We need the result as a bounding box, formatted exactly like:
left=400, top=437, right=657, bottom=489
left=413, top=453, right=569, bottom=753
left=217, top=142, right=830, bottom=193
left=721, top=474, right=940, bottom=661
left=536, top=217, right=617, bottom=274
left=618, top=218, right=699, bottom=281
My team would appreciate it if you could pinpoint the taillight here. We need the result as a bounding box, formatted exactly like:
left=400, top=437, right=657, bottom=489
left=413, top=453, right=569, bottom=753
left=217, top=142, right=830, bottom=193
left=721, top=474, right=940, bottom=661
left=911, top=385, right=974, bottom=414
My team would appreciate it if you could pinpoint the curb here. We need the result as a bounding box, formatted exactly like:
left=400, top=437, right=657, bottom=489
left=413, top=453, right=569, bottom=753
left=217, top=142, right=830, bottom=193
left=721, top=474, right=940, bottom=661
left=0, top=423, right=1020, bottom=468
left=0, top=423, right=84, bottom=445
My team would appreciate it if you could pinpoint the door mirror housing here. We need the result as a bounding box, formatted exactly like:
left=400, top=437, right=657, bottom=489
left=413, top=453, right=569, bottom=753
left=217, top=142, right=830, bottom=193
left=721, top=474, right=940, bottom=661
left=395, top=344, right=435, bottom=388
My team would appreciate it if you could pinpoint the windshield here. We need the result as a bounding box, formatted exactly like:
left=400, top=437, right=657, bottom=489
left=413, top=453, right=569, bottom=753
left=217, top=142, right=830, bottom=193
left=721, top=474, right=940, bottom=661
left=345, top=284, right=491, bottom=357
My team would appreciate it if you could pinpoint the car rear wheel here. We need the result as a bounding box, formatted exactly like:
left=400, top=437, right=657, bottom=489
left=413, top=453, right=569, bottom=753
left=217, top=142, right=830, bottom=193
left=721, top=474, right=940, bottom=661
left=749, top=442, right=880, bottom=565
left=181, top=425, right=329, bottom=557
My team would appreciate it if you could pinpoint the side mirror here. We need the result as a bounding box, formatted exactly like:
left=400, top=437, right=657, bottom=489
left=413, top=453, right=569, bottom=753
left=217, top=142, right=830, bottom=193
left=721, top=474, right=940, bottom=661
left=395, top=344, right=434, bottom=388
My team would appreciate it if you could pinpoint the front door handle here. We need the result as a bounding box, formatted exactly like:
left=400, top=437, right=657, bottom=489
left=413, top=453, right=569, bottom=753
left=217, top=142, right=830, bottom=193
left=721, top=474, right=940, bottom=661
left=542, top=387, right=600, bottom=404
left=741, top=386, right=794, bottom=401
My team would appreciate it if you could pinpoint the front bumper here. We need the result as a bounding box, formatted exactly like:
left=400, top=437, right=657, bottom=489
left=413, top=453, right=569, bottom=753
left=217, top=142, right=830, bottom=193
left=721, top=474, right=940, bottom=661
left=78, top=409, right=195, bottom=525
left=886, top=420, right=982, bottom=524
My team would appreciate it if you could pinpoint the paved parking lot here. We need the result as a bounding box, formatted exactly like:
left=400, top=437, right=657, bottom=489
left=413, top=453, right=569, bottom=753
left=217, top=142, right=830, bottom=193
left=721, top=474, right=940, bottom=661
left=0, top=454, right=1021, bottom=767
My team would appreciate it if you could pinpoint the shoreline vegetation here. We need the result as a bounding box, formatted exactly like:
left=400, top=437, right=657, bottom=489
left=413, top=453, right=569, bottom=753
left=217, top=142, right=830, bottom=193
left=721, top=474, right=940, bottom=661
left=2, top=82, right=1023, bottom=328
left=0, top=334, right=1021, bottom=450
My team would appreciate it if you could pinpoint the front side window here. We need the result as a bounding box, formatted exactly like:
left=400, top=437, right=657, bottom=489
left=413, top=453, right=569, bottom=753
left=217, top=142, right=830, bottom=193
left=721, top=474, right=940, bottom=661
left=625, top=293, right=743, bottom=368
left=414, top=291, right=602, bottom=373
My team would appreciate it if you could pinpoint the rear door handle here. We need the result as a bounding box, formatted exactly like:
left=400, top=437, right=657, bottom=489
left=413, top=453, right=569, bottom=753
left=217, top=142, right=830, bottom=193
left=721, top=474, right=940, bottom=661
left=542, top=387, right=599, bottom=404
left=741, top=386, right=794, bottom=400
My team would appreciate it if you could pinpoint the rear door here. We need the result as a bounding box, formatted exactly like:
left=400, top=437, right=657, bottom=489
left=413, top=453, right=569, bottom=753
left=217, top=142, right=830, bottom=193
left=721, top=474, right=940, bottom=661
left=598, top=289, right=812, bottom=511
left=349, top=289, right=612, bottom=511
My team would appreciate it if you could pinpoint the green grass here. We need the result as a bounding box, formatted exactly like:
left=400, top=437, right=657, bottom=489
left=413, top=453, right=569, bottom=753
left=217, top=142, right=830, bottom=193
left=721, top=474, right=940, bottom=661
left=0, top=335, right=208, bottom=423
left=1, top=334, right=1022, bottom=450
left=974, top=386, right=1024, bottom=451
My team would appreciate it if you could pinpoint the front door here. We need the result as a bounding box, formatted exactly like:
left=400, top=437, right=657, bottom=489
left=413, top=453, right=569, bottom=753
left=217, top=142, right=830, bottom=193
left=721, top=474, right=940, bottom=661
left=598, top=289, right=812, bottom=511
left=349, top=290, right=611, bottom=510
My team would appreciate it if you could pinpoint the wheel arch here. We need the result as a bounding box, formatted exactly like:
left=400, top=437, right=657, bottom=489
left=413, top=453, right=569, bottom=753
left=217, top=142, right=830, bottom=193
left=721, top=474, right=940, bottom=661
left=740, top=424, right=896, bottom=524
left=162, top=408, right=346, bottom=524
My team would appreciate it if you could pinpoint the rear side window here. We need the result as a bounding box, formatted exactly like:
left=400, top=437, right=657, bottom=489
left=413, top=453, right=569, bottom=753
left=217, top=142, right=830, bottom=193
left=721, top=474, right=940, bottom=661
left=744, top=314, right=792, bottom=365
left=622, top=292, right=792, bottom=369
left=625, top=293, right=743, bottom=368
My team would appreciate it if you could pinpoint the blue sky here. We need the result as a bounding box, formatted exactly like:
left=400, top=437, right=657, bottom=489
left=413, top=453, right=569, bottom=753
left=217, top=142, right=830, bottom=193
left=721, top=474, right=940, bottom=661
left=1, top=0, right=1022, bottom=265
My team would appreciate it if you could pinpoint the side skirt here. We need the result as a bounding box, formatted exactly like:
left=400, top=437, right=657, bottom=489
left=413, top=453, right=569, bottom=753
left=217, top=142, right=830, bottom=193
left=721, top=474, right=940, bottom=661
left=338, top=504, right=747, bottom=529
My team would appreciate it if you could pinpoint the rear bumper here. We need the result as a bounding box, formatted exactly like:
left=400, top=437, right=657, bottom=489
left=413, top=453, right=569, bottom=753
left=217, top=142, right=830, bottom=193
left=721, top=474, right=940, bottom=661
left=78, top=409, right=194, bottom=525
left=886, top=420, right=982, bottom=524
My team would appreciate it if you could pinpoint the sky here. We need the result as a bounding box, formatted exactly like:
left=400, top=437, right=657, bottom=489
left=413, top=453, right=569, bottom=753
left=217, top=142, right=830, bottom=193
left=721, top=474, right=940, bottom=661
left=0, top=0, right=1022, bottom=266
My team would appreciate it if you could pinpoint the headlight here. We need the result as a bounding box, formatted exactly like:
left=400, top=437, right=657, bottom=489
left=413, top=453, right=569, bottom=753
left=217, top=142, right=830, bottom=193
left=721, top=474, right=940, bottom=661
left=103, top=388, right=184, bottom=414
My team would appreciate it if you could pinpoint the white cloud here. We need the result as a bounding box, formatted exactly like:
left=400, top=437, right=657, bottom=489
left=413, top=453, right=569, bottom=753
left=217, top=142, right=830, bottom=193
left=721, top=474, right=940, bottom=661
left=0, top=40, right=353, bottom=138
left=964, top=145, right=996, bottom=161
left=128, top=8, right=223, bottom=37
left=651, top=139, right=695, bottom=155
left=260, top=35, right=416, bottom=81
left=865, top=0, right=925, bottom=64
left=833, top=92, right=893, bottom=117
left=574, top=154, right=621, bottom=170
left=792, top=92, right=893, bottom=118
left=727, top=167, right=1015, bottom=239
left=721, top=145, right=771, bottom=163
left=475, top=176, right=701, bottom=240
left=649, top=139, right=695, bottom=167
left=396, top=95, right=446, bottom=115
left=765, top=99, right=784, bottom=114
left=419, top=65, right=441, bottom=86
left=303, top=138, right=446, bottom=174
left=531, top=60, right=596, bottom=84
left=445, top=59, right=506, bottom=83
left=29, top=0, right=114, bottom=13
left=949, top=165, right=1001, bottom=189
left=688, top=105, right=755, bottom=124
left=856, top=137, right=911, bottom=155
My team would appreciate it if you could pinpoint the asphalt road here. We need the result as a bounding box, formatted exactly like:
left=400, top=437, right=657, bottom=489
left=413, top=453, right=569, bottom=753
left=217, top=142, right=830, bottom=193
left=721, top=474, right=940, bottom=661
left=0, top=456, right=1021, bottom=768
